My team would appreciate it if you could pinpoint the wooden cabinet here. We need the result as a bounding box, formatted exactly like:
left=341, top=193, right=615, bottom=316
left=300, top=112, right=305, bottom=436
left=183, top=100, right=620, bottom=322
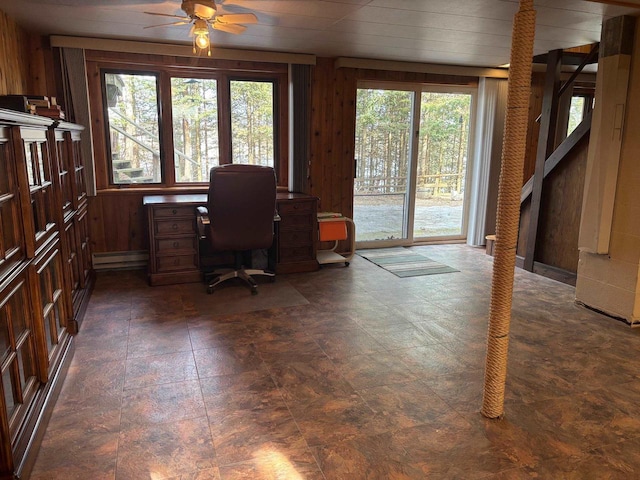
left=144, top=192, right=319, bottom=285
left=275, top=193, right=319, bottom=274
left=144, top=195, right=203, bottom=286
left=0, top=109, right=93, bottom=479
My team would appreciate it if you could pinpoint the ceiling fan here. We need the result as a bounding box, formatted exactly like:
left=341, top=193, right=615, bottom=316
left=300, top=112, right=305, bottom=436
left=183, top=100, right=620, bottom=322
left=144, top=0, right=258, bottom=55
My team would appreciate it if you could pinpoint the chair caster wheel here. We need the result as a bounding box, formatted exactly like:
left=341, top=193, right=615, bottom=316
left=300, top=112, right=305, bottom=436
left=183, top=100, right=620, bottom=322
left=207, top=287, right=214, bottom=294
left=345, top=262, right=350, bottom=267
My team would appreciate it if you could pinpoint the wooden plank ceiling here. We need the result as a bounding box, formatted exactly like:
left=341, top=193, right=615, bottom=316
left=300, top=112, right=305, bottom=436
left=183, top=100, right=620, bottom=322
left=1, top=0, right=639, bottom=66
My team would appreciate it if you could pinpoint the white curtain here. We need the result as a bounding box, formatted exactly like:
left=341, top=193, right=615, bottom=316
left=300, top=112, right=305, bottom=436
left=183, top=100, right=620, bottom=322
left=467, top=77, right=508, bottom=246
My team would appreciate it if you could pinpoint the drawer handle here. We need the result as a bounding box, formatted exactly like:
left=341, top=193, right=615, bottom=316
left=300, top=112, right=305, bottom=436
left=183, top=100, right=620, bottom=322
left=293, top=204, right=299, bottom=209
left=172, top=224, right=178, bottom=230
left=173, top=241, right=179, bottom=248
left=172, top=209, right=177, bottom=215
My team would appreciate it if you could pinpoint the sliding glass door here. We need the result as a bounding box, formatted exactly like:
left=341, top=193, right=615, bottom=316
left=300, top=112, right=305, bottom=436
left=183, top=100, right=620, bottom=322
left=353, top=88, right=414, bottom=243
left=354, top=83, right=474, bottom=246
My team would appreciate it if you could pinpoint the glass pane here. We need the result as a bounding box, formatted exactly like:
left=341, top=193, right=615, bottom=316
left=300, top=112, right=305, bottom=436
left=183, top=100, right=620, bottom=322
left=230, top=80, right=274, bottom=167
left=9, top=289, right=27, bottom=337
left=18, top=341, right=36, bottom=389
left=353, top=88, right=413, bottom=242
left=0, top=201, right=18, bottom=255
left=567, top=96, right=585, bottom=136
left=0, top=144, right=10, bottom=194
left=414, top=92, right=472, bottom=238
left=105, top=72, right=161, bottom=184
left=24, top=144, right=35, bottom=186
left=2, top=368, right=15, bottom=418
left=171, top=78, right=219, bottom=182
left=36, top=143, right=46, bottom=183
left=0, top=309, right=10, bottom=361
left=44, top=311, right=55, bottom=352
left=54, top=301, right=65, bottom=336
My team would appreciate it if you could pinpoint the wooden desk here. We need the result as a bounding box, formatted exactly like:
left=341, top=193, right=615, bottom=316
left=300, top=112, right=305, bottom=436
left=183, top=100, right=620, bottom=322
left=143, top=192, right=319, bottom=286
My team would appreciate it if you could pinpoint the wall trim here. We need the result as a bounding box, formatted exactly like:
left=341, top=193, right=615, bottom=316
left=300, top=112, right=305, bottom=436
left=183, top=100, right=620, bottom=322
left=92, top=250, right=148, bottom=270
left=50, top=35, right=316, bottom=65
left=335, top=57, right=509, bottom=78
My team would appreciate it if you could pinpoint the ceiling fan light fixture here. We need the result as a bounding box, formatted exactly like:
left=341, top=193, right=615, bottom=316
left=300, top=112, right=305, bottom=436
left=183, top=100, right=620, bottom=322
left=191, top=19, right=211, bottom=56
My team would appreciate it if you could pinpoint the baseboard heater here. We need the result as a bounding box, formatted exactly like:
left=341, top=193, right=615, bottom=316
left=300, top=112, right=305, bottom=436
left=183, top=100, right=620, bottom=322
left=92, top=251, right=148, bottom=271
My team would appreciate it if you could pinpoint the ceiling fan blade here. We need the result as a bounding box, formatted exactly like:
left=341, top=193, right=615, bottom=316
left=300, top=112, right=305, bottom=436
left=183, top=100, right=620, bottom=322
left=144, top=12, right=186, bottom=19
left=144, top=20, right=190, bottom=29
left=216, top=13, right=258, bottom=25
left=213, top=22, right=246, bottom=34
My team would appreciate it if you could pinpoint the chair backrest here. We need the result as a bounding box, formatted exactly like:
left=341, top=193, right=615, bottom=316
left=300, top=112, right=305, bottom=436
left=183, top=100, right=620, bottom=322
left=207, top=164, right=277, bottom=252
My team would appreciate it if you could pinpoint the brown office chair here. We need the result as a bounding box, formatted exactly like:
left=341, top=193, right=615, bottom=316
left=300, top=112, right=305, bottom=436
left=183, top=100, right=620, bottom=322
left=197, top=164, right=277, bottom=295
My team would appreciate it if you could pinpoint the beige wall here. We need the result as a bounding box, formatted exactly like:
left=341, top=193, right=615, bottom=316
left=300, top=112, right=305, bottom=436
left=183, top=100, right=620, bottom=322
left=576, top=19, right=640, bottom=325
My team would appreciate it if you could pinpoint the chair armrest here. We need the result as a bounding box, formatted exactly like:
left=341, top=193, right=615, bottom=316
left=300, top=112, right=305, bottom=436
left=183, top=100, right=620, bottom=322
left=196, top=206, right=210, bottom=239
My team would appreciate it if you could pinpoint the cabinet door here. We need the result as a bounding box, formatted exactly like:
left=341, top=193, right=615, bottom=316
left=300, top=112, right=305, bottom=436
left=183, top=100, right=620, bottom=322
left=76, top=203, right=92, bottom=288
left=55, top=133, right=74, bottom=221
left=13, top=126, right=57, bottom=257
left=0, top=272, right=39, bottom=451
left=31, top=241, right=69, bottom=381
left=70, top=135, right=87, bottom=208
left=0, top=127, right=25, bottom=277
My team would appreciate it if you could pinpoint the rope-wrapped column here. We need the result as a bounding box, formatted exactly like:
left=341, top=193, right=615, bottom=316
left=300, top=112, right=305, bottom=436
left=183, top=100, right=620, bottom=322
left=482, top=0, right=536, bottom=419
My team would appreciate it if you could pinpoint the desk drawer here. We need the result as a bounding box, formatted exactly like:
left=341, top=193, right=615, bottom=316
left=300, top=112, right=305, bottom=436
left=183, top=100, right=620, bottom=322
left=156, top=236, right=197, bottom=254
left=155, top=219, right=195, bottom=235
left=154, top=206, right=195, bottom=218
left=279, top=214, right=314, bottom=230
left=278, top=201, right=313, bottom=216
left=279, top=229, right=314, bottom=247
left=156, top=254, right=198, bottom=272
left=279, top=245, right=314, bottom=261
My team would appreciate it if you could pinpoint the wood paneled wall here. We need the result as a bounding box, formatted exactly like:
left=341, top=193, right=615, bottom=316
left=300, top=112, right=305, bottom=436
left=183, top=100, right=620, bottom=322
left=517, top=134, right=589, bottom=274
left=0, top=9, right=30, bottom=95
left=308, top=58, right=479, bottom=226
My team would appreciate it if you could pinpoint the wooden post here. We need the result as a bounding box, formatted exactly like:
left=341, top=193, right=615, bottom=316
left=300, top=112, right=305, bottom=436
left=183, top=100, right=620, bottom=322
left=523, top=49, right=562, bottom=272
left=481, top=0, right=536, bottom=419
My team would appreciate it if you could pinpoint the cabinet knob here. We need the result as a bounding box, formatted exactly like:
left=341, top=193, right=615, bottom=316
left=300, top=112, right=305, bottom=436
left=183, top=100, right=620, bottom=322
left=173, top=241, right=179, bottom=248
left=172, top=224, right=178, bottom=230
left=172, top=209, right=177, bottom=215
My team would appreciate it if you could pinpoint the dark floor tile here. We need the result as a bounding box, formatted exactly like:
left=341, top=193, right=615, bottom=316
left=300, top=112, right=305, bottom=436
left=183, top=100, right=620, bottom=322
left=30, top=430, right=119, bottom=480
left=218, top=447, right=323, bottom=479
left=124, top=351, right=198, bottom=389
left=187, top=315, right=255, bottom=349
left=312, top=432, right=422, bottom=480
left=311, top=326, right=386, bottom=359
left=193, top=344, right=265, bottom=378
left=127, top=319, right=192, bottom=358
left=358, top=380, right=454, bottom=432
left=200, top=370, right=282, bottom=417
left=210, top=405, right=306, bottom=466
left=121, top=379, right=206, bottom=426
left=117, top=417, right=217, bottom=479
left=333, top=351, right=417, bottom=389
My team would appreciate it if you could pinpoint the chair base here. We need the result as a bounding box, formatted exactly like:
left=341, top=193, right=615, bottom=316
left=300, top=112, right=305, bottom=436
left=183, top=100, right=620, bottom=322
left=206, top=268, right=275, bottom=295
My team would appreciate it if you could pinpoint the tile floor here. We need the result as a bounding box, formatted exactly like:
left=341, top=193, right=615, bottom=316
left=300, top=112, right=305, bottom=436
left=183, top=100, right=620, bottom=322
left=29, top=244, right=640, bottom=479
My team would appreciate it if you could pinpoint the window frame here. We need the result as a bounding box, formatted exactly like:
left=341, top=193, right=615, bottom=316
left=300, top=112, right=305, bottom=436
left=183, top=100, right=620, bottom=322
left=86, top=52, right=288, bottom=190
left=101, top=69, right=164, bottom=185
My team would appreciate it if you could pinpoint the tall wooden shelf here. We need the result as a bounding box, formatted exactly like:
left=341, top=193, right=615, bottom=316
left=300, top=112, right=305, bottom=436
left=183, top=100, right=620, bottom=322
left=0, top=109, right=94, bottom=478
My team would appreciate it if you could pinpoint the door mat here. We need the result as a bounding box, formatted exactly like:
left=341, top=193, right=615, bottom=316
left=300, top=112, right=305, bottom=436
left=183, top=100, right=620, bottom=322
left=358, top=248, right=459, bottom=278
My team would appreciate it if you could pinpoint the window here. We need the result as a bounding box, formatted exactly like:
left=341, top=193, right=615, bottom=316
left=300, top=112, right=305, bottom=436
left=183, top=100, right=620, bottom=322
left=104, top=72, right=161, bottom=184
left=171, top=78, right=219, bottom=183
left=230, top=80, right=275, bottom=166
left=90, top=53, right=287, bottom=189
left=567, top=95, right=587, bottom=136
